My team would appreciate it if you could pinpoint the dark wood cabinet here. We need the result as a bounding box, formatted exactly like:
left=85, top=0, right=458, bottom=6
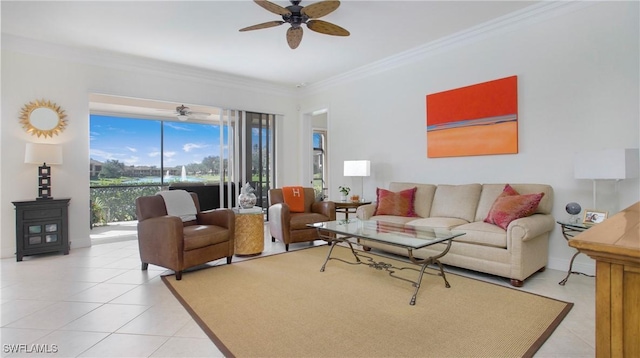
left=13, top=198, right=70, bottom=261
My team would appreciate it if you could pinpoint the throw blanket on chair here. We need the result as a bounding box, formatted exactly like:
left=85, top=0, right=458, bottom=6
left=282, top=186, right=306, bottom=213
left=159, top=190, right=197, bottom=222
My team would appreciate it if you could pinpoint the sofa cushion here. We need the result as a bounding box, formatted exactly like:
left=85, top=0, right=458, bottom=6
left=370, top=215, right=417, bottom=225
left=407, top=217, right=469, bottom=230
left=430, top=184, right=482, bottom=222
left=374, top=187, right=418, bottom=217
left=389, top=183, right=436, bottom=218
left=183, top=225, right=229, bottom=251
left=484, top=186, right=545, bottom=230
left=452, top=221, right=507, bottom=248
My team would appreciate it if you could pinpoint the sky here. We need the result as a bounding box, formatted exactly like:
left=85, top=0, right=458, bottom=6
left=90, top=115, right=228, bottom=168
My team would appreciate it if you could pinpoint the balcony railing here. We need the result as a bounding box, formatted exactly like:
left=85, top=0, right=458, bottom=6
left=90, top=184, right=162, bottom=227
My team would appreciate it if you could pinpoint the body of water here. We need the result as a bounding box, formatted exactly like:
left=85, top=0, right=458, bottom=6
left=122, top=176, right=206, bottom=184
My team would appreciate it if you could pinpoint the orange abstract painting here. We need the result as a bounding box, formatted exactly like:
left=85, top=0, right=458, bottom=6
left=426, top=76, right=518, bottom=158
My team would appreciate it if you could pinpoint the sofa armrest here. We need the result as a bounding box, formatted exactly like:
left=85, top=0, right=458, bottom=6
left=356, top=204, right=377, bottom=220
left=312, top=201, right=336, bottom=220
left=507, top=214, right=555, bottom=242
left=198, top=208, right=235, bottom=230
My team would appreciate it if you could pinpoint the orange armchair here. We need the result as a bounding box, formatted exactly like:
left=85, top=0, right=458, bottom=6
left=135, top=192, right=235, bottom=280
left=268, top=187, right=335, bottom=251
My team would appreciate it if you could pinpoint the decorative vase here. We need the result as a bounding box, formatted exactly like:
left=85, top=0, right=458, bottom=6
left=340, top=194, right=347, bottom=202
left=238, top=182, right=257, bottom=209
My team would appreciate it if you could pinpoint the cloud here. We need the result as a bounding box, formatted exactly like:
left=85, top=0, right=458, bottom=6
left=89, top=149, right=140, bottom=166
left=89, top=149, right=117, bottom=161
left=183, top=143, right=208, bottom=152
left=122, top=156, right=139, bottom=166
left=148, top=151, right=160, bottom=157
left=126, top=146, right=137, bottom=153
left=164, top=151, right=176, bottom=158
left=165, top=122, right=192, bottom=131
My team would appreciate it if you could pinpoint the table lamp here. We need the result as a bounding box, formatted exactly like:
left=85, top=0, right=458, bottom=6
left=25, top=143, right=63, bottom=200
left=574, top=148, right=639, bottom=210
left=343, top=160, right=370, bottom=202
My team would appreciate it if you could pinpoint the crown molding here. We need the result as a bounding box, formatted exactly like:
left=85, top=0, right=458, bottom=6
left=1, top=34, right=297, bottom=98
left=302, top=1, right=596, bottom=95
left=2, top=1, right=596, bottom=99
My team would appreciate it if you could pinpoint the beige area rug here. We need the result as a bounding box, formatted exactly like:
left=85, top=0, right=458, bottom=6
left=163, top=246, right=572, bottom=358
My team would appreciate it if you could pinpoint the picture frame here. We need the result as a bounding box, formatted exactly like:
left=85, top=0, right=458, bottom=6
left=582, top=210, right=608, bottom=225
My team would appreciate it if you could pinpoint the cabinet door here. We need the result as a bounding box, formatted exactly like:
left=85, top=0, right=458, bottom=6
left=23, top=220, right=62, bottom=249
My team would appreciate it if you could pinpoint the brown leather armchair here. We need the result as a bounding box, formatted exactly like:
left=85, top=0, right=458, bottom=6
left=135, top=192, right=235, bottom=280
left=268, top=187, right=335, bottom=251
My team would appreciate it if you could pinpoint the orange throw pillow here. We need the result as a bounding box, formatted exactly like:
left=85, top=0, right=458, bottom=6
left=282, top=186, right=306, bottom=213
left=374, top=187, right=418, bottom=217
left=484, top=184, right=544, bottom=230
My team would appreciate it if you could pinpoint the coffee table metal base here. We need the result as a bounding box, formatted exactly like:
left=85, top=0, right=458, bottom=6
left=318, top=234, right=453, bottom=306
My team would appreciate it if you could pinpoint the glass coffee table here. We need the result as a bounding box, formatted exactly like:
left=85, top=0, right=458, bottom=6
left=308, top=219, right=464, bottom=305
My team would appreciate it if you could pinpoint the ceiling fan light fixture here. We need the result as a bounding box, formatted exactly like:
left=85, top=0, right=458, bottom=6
left=177, top=114, right=189, bottom=121
left=240, top=0, right=348, bottom=49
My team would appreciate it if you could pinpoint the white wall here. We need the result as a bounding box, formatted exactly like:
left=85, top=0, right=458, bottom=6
left=2, top=2, right=638, bottom=275
left=0, top=48, right=300, bottom=258
left=299, top=2, right=640, bottom=273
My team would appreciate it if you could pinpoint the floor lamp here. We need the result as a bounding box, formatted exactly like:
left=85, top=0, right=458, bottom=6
left=343, top=160, right=370, bottom=202
left=574, top=148, right=639, bottom=210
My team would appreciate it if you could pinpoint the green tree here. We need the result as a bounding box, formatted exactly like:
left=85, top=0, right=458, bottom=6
left=98, top=160, right=125, bottom=179
left=202, top=155, right=221, bottom=175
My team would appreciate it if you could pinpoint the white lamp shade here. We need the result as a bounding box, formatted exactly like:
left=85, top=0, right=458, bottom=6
left=574, top=148, right=639, bottom=180
left=25, top=143, right=63, bottom=165
left=344, top=160, right=371, bottom=177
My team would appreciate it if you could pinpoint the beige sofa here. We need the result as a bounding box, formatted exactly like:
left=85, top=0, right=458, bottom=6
left=356, top=182, right=555, bottom=287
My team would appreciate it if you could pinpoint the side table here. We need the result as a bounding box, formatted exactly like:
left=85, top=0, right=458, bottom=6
left=335, top=201, right=372, bottom=220
left=557, top=221, right=594, bottom=285
left=13, top=198, right=71, bottom=261
left=233, top=207, right=264, bottom=256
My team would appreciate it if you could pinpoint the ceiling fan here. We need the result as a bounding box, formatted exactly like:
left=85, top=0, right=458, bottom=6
left=239, top=0, right=350, bottom=49
left=171, top=105, right=211, bottom=121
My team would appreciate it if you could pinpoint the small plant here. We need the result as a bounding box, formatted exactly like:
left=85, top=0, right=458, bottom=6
left=91, top=198, right=106, bottom=227
left=339, top=186, right=350, bottom=196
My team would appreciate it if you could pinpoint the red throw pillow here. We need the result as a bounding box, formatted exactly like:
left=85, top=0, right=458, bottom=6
left=501, top=183, right=519, bottom=196
left=374, top=187, right=418, bottom=217
left=485, top=184, right=544, bottom=230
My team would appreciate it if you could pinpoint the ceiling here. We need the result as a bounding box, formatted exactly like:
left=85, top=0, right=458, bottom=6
left=2, top=1, right=538, bottom=88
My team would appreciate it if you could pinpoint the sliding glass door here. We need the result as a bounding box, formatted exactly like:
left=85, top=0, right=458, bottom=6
left=243, top=112, right=276, bottom=209
left=89, top=109, right=276, bottom=226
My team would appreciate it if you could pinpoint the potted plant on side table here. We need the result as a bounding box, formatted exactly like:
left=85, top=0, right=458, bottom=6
left=338, top=186, right=350, bottom=202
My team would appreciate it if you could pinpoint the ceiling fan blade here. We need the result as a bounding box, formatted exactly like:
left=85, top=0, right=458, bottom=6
left=176, top=105, right=189, bottom=115
left=307, top=20, right=349, bottom=36
left=301, top=0, right=340, bottom=19
left=286, top=27, right=303, bottom=49
left=239, top=21, right=285, bottom=32
left=254, top=0, right=291, bottom=16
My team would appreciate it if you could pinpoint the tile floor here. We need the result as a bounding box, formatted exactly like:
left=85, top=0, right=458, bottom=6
left=1, top=223, right=595, bottom=357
